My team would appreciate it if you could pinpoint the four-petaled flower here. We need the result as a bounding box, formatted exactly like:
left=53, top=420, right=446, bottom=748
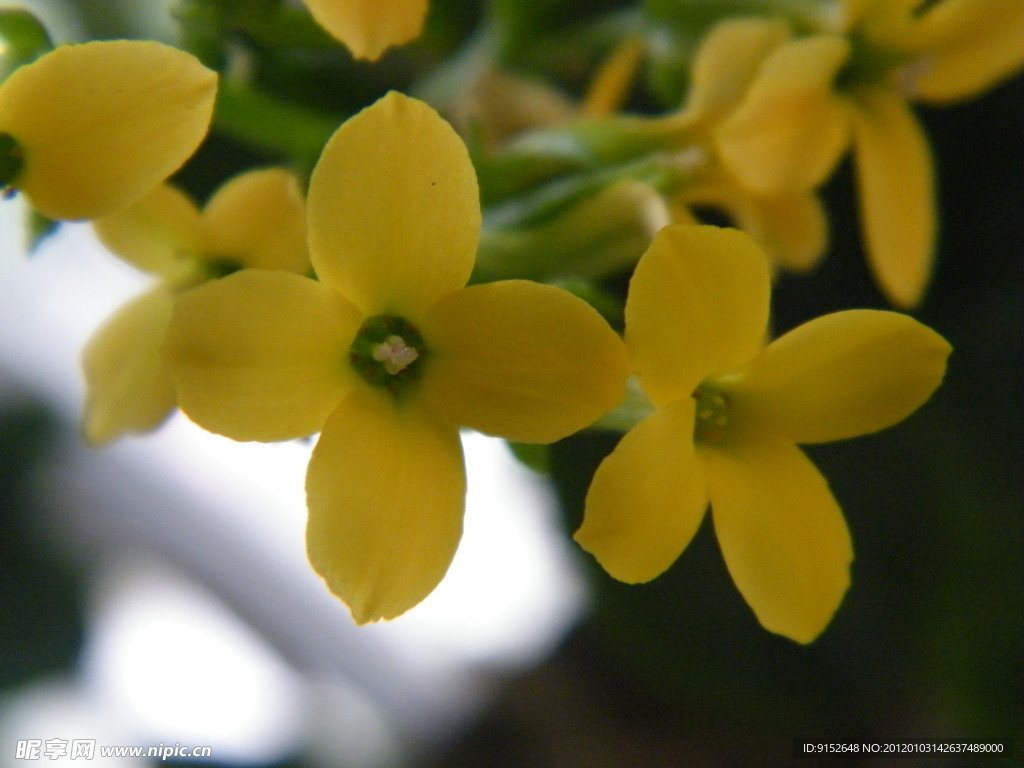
left=84, top=169, right=310, bottom=444
left=163, top=92, right=629, bottom=624
left=0, top=40, right=216, bottom=220
left=574, top=224, right=951, bottom=643
left=713, top=0, right=1024, bottom=307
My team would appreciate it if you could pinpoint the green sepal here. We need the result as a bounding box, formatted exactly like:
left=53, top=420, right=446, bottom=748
left=480, top=116, right=683, bottom=205
left=476, top=179, right=668, bottom=285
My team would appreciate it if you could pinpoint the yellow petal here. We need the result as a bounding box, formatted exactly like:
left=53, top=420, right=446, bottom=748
left=737, top=192, right=828, bottom=273
left=703, top=438, right=852, bottom=643
left=420, top=280, right=628, bottom=443
left=0, top=40, right=216, bottom=220
left=581, top=36, right=645, bottom=118
left=716, top=35, right=852, bottom=195
left=625, top=224, right=771, bottom=407
left=838, top=0, right=922, bottom=37
left=307, top=92, right=479, bottom=318
left=82, top=286, right=178, bottom=445
left=680, top=16, right=792, bottom=124
left=163, top=270, right=362, bottom=442
left=849, top=86, right=935, bottom=308
left=302, top=0, right=428, bottom=61
left=306, top=387, right=465, bottom=624
left=575, top=398, right=707, bottom=583
left=684, top=179, right=828, bottom=272
left=199, top=168, right=310, bottom=274
left=92, top=182, right=201, bottom=280
left=724, top=309, right=952, bottom=444
left=901, top=0, right=1024, bottom=102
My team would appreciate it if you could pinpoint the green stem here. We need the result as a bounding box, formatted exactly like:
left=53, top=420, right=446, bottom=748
left=213, top=80, right=343, bottom=174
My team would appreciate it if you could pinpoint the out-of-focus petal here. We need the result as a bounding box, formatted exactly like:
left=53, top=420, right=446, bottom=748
left=838, top=0, right=922, bottom=38
left=454, top=67, right=577, bottom=148
left=92, top=183, right=200, bottom=280
left=199, top=168, right=309, bottom=274
left=581, top=36, right=645, bottom=118
left=739, top=192, right=828, bottom=273
left=625, top=224, right=770, bottom=407
left=163, top=270, right=362, bottom=442
left=849, top=86, right=934, bottom=307
left=420, top=280, right=628, bottom=443
left=302, top=0, right=428, bottom=61
left=686, top=179, right=828, bottom=272
left=899, top=0, right=1024, bottom=102
left=0, top=40, right=216, bottom=220
left=82, top=286, right=177, bottom=445
left=703, top=438, right=852, bottom=643
left=307, top=92, right=479, bottom=318
left=716, top=35, right=852, bottom=195
left=723, top=309, right=951, bottom=444
left=575, top=398, right=707, bottom=583
left=306, top=387, right=465, bottom=624
left=680, top=16, right=792, bottom=125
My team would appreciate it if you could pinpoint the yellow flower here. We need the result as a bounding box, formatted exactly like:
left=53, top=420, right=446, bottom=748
left=670, top=17, right=830, bottom=272
left=713, top=1, right=1024, bottom=306
left=162, top=92, right=629, bottom=624
left=84, top=168, right=309, bottom=444
left=574, top=224, right=951, bottom=643
left=301, top=0, right=428, bottom=61
left=0, top=40, right=216, bottom=220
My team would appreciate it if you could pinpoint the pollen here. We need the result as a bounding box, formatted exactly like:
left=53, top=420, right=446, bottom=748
left=372, top=335, right=420, bottom=375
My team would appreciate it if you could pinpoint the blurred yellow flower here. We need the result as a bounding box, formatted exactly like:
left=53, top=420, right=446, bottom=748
left=714, top=0, right=1024, bottom=306
left=667, top=17, right=830, bottom=272
left=0, top=40, right=216, bottom=220
left=574, top=224, right=951, bottom=643
left=163, top=92, right=629, bottom=624
left=302, top=0, right=428, bottom=61
left=84, top=169, right=309, bottom=444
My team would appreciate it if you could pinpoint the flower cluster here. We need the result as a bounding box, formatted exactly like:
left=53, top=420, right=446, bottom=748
left=2, top=0, right=1016, bottom=641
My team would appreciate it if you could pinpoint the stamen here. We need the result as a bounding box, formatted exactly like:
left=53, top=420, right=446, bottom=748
left=693, top=384, right=730, bottom=444
left=372, top=335, right=420, bottom=375
left=895, top=55, right=934, bottom=99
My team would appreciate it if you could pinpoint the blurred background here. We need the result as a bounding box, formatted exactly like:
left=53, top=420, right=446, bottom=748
left=2, top=1, right=1022, bottom=766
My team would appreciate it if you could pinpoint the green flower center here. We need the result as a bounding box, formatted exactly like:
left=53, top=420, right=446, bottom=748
left=349, top=315, right=427, bottom=395
left=693, top=383, right=730, bottom=445
left=836, top=34, right=913, bottom=91
left=201, top=256, right=244, bottom=280
left=0, top=132, right=25, bottom=193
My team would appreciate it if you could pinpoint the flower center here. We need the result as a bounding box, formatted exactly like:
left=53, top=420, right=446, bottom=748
left=835, top=34, right=913, bottom=91
left=0, top=133, right=25, bottom=195
left=201, top=256, right=244, bottom=280
left=349, top=315, right=427, bottom=394
left=693, top=383, right=730, bottom=444
left=372, top=335, right=419, bottom=374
